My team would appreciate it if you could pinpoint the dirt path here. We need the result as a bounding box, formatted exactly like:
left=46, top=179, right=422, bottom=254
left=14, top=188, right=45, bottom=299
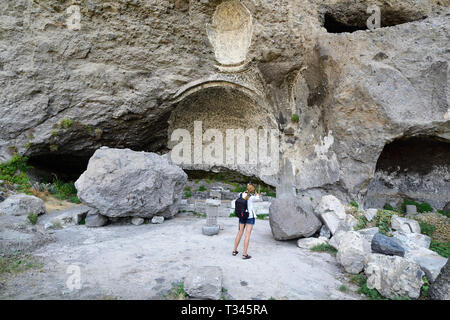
left=0, top=215, right=361, bottom=300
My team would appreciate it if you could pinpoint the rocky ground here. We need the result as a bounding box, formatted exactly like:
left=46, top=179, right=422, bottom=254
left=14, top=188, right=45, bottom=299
left=0, top=212, right=361, bottom=300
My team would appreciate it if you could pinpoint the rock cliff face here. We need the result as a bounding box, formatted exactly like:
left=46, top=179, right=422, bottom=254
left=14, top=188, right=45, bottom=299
left=1, top=0, right=449, bottom=209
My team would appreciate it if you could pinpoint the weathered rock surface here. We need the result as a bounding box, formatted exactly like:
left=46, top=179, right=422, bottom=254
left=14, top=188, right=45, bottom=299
left=336, top=231, right=370, bottom=274
left=131, top=217, right=144, bottom=226
left=405, top=247, right=448, bottom=282
left=364, top=209, right=378, bottom=222
left=371, top=233, right=405, bottom=257
left=297, top=237, right=328, bottom=250
left=151, top=216, right=165, bottom=224
left=85, top=208, right=108, bottom=228
left=269, top=195, right=322, bottom=240
left=393, top=231, right=431, bottom=251
left=0, top=0, right=447, bottom=209
left=391, top=215, right=421, bottom=233
left=365, top=254, right=425, bottom=299
left=428, top=259, right=450, bottom=300
left=319, top=225, right=331, bottom=239
left=40, top=205, right=90, bottom=227
left=316, top=195, right=347, bottom=235
left=0, top=194, right=46, bottom=216
left=184, top=266, right=223, bottom=300
left=75, top=147, right=187, bottom=219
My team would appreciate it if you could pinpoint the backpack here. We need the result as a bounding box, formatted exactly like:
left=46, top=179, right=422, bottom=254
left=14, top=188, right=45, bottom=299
left=235, top=192, right=249, bottom=220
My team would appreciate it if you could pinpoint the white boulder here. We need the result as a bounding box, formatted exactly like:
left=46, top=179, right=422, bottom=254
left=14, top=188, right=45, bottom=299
left=297, top=237, right=329, bottom=250
left=184, top=266, right=223, bottom=300
left=316, top=195, right=346, bottom=235
left=365, top=254, right=424, bottom=299
left=75, top=147, right=187, bottom=219
left=336, top=231, right=370, bottom=274
left=0, top=194, right=46, bottom=216
left=391, top=215, right=421, bottom=233
left=364, top=209, right=378, bottom=222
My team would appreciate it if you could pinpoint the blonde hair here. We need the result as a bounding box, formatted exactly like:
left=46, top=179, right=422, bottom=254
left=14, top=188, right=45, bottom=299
left=244, top=183, right=255, bottom=200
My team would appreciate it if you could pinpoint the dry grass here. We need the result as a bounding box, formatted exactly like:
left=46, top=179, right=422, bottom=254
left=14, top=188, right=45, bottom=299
left=415, top=212, right=450, bottom=243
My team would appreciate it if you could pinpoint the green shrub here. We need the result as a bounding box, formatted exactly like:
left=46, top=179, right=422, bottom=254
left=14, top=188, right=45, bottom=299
left=355, top=274, right=385, bottom=300
left=0, top=155, right=33, bottom=193
left=198, top=186, right=207, bottom=192
left=419, top=221, right=436, bottom=237
left=291, top=114, right=300, bottom=123
left=421, top=276, right=430, bottom=297
left=339, top=285, right=348, bottom=292
left=229, top=212, right=237, bottom=218
left=437, top=210, right=450, bottom=218
left=59, top=119, right=73, bottom=129
left=350, top=201, right=359, bottom=209
left=184, top=192, right=192, bottom=198
left=401, top=199, right=433, bottom=214
left=27, top=213, right=38, bottom=225
left=375, top=210, right=395, bottom=235
left=430, top=240, right=450, bottom=258
left=184, top=187, right=191, bottom=192
left=310, top=244, right=337, bottom=256
left=417, top=202, right=433, bottom=213
left=383, top=203, right=394, bottom=211
left=51, top=179, right=78, bottom=200
left=71, top=196, right=81, bottom=204
left=354, top=216, right=368, bottom=231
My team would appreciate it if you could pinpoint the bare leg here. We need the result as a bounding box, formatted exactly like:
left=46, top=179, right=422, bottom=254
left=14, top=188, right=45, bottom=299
left=242, top=224, right=253, bottom=257
left=233, top=223, right=245, bottom=252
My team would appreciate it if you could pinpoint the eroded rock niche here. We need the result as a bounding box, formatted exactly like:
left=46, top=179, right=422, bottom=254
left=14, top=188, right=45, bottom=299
left=206, top=0, right=253, bottom=69
left=365, top=136, right=450, bottom=210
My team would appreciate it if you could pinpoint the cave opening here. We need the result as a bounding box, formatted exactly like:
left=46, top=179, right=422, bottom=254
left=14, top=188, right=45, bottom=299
left=27, top=153, right=91, bottom=182
left=375, top=136, right=450, bottom=175
left=323, top=10, right=427, bottom=34
left=324, top=13, right=367, bottom=33
left=366, top=136, right=450, bottom=211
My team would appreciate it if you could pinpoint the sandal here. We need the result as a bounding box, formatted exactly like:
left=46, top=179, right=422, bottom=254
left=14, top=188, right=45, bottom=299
left=232, top=251, right=239, bottom=256
left=242, top=254, right=252, bottom=260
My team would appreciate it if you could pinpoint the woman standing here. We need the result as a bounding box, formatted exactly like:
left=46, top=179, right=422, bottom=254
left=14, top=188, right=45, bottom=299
left=232, top=183, right=261, bottom=260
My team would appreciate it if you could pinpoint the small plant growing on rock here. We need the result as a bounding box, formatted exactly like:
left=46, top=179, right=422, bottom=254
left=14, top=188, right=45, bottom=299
left=291, top=114, right=299, bottom=123
left=339, top=285, right=348, bottom=292
left=27, top=213, right=38, bottom=225
left=350, top=201, right=359, bottom=209
left=420, top=276, right=429, bottom=298
left=59, top=118, right=73, bottom=129
left=198, top=186, right=207, bottom=192
left=166, top=282, right=188, bottom=300
left=184, top=192, right=192, bottom=198
left=310, top=244, right=337, bottom=256
left=375, top=210, right=395, bottom=235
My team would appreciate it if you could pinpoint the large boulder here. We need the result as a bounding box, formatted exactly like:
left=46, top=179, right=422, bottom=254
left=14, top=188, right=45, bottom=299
left=316, top=195, right=347, bottom=235
left=365, top=254, right=425, bottom=299
left=75, top=147, right=187, bottom=219
left=269, top=195, right=322, bottom=240
left=184, top=266, right=223, bottom=300
left=0, top=194, right=46, bottom=216
left=371, top=233, right=405, bottom=257
left=336, top=231, right=370, bottom=274
left=428, top=259, right=450, bottom=300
